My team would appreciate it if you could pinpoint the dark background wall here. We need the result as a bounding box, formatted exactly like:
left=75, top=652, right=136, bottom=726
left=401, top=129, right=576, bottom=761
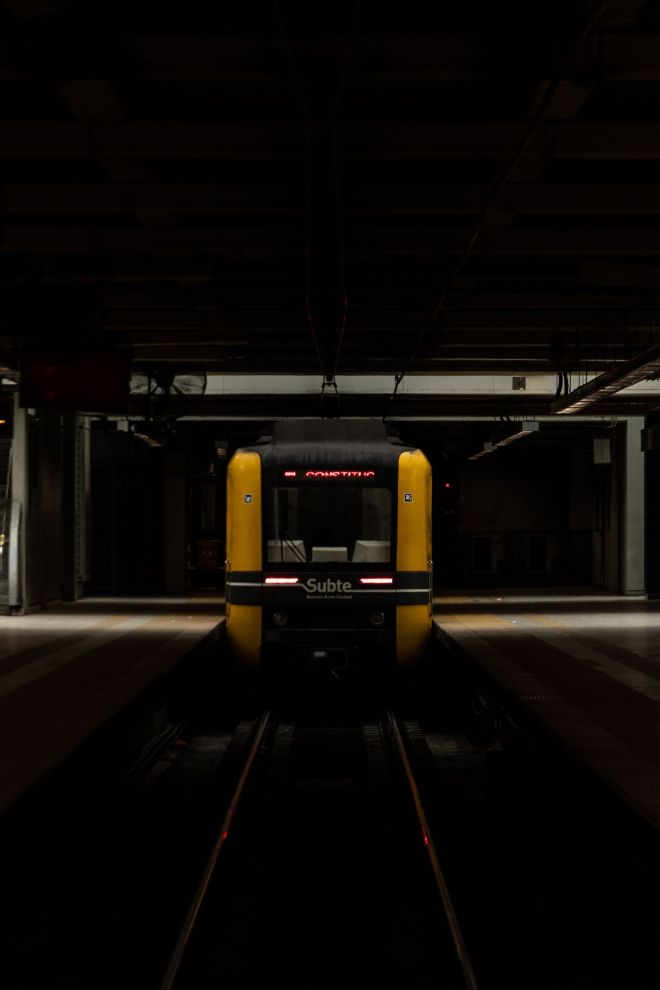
left=90, top=430, right=164, bottom=593
left=25, top=410, right=64, bottom=608
left=85, top=424, right=616, bottom=595
left=432, top=441, right=594, bottom=588
left=89, top=424, right=227, bottom=594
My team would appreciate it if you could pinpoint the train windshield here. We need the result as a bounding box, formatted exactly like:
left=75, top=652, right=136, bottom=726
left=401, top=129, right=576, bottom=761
left=267, top=486, right=392, bottom=564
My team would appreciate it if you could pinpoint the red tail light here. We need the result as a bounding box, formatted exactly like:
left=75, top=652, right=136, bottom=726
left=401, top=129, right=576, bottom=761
left=359, top=577, right=394, bottom=585
left=264, top=576, right=299, bottom=585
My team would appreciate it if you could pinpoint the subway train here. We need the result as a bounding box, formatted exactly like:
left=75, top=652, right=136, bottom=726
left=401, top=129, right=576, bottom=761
left=225, top=419, right=432, bottom=672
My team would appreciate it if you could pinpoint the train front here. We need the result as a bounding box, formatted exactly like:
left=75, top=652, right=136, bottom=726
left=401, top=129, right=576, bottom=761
left=226, top=422, right=432, bottom=673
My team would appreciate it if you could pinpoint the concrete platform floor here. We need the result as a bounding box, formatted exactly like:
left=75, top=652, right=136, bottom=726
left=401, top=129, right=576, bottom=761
left=0, top=595, right=225, bottom=816
left=5, top=587, right=660, bottom=830
left=434, top=588, right=660, bottom=830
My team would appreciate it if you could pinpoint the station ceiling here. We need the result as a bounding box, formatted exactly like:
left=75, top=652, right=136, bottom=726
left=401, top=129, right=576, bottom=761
left=3, top=1, right=660, bottom=420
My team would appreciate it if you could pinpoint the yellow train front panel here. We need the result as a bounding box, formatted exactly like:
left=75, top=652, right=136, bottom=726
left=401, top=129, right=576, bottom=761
left=226, top=451, right=262, bottom=669
left=396, top=449, right=433, bottom=666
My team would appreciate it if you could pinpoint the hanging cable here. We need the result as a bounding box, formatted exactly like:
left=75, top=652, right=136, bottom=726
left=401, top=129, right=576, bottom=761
left=382, top=372, right=404, bottom=420
left=320, top=372, right=340, bottom=418
left=384, top=0, right=616, bottom=410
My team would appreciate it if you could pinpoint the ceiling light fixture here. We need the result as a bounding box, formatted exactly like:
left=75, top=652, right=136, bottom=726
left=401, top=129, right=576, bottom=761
left=494, top=421, right=540, bottom=447
left=133, top=431, right=164, bottom=448
left=467, top=441, right=495, bottom=461
left=467, top=421, right=540, bottom=461
left=552, top=342, right=660, bottom=415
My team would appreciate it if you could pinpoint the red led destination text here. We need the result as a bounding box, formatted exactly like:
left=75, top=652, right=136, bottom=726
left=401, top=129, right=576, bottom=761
left=282, top=469, right=376, bottom=480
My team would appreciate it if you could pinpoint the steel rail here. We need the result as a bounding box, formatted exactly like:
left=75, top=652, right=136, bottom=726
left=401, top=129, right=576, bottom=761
left=386, top=709, right=480, bottom=990
left=158, top=709, right=273, bottom=990
left=121, top=721, right=187, bottom=786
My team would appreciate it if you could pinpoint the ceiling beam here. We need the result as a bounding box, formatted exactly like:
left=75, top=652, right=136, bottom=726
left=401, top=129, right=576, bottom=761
left=96, top=307, right=660, bottom=333
left=5, top=121, right=660, bottom=160
left=95, top=287, right=660, bottom=312
left=6, top=225, right=660, bottom=256
left=88, top=29, right=660, bottom=82
left=124, top=391, right=658, bottom=420
left=5, top=183, right=302, bottom=214
left=12, top=183, right=660, bottom=216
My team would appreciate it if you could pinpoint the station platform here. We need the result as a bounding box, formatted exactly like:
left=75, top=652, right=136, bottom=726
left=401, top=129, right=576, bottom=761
left=0, top=595, right=225, bottom=816
left=7, top=588, right=660, bottom=833
left=433, top=589, right=660, bottom=832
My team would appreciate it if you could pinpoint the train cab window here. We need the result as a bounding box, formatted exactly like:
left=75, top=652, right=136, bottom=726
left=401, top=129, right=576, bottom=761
left=267, top=486, right=392, bottom=564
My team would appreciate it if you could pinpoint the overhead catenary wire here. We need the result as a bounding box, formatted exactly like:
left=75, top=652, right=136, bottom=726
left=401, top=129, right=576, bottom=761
left=330, top=1, right=362, bottom=382
left=274, top=2, right=361, bottom=392
left=274, top=2, right=325, bottom=380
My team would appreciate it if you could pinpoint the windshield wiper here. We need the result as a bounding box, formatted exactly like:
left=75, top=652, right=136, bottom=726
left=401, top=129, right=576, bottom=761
left=280, top=535, right=307, bottom=563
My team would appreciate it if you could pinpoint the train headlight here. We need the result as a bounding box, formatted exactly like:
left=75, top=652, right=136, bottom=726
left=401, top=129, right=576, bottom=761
left=369, top=609, right=385, bottom=627
left=273, top=610, right=288, bottom=627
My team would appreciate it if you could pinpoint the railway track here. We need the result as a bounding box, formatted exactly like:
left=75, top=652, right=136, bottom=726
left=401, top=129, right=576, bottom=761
left=6, top=658, right=660, bottom=989
left=158, top=708, right=478, bottom=990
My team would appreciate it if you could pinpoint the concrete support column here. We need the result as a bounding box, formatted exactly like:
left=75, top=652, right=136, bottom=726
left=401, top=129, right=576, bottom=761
left=26, top=409, right=63, bottom=609
left=61, top=416, right=90, bottom=600
left=163, top=451, right=187, bottom=593
left=593, top=418, right=644, bottom=595
left=10, top=396, right=28, bottom=611
left=644, top=412, right=660, bottom=598
left=622, top=417, right=645, bottom=595
left=62, top=415, right=77, bottom=601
